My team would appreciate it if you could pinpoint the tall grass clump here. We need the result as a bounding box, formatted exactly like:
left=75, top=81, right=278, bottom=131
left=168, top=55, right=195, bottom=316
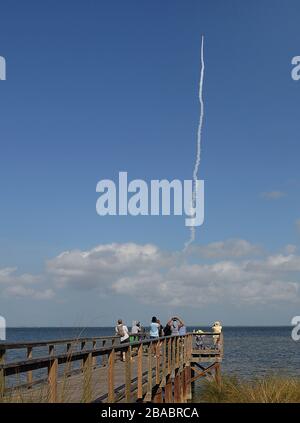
left=198, top=374, right=300, bottom=403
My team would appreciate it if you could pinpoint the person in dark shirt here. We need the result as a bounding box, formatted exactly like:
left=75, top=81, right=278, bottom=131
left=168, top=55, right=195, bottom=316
left=157, top=319, right=164, bottom=337
left=164, top=319, right=172, bottom=336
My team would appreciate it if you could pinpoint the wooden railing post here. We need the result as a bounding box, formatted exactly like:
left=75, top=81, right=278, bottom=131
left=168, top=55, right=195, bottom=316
left=185, top=335, right=192, bottom=401
left=219, top=332, right=224, bottom=357
left=107, top=349, right=115, bottom=403
left=92, top=340, right=97, bottom=367
left=49, top=344, right=54, bottom=357
left=144, top=343, right=152, bottom=402
left=48, top=357, right=58, bottom=402
left=155, top=341, right=160, bottom=385
left=176, top=337, right=180, bottom=368
left=179, top=336, right=182, bottom=364
left=64, top=342, right=73, bottom=377
left=186, top=335, right=189, bottom=361
left=80, top=341, right=86, bottom=370
left=189, top=334, right=193, bottom=358
left=167, top=338, right=171, bottom=375
left=102, top=340, right=108, bottom=366
left=125, top=346, right=132, bottom=402
left=0, top=347, right=5, bottom=396
left=137, top=343, right=143, bottom=400
left=162, top=338, right=166, bottom=384
left=172, top=337, right=176, bottom=372
left=83, top=352, right=93, bottom=402
left=27, top=346, right=33, bottom=385
left=215, top=362, right=222, bottom=387
left=154, top=339, right=166, bottom=403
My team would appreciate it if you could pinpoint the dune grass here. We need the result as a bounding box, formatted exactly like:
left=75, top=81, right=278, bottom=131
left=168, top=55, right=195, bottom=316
left=198, top=374, right=300, bottom=403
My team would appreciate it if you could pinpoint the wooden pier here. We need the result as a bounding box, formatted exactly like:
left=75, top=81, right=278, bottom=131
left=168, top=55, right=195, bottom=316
left=0, top=332, right=223, bottom=403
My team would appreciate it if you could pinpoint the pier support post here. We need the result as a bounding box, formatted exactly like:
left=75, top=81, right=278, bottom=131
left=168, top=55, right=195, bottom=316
left=215, top=362, right=221, bottom=387
left=185, top=365, right=192, bottom=401
left=191, top=365, right=195, bottom=393
left=153, top=388, right=163, bottom=403
left=174, top=369, right=182, bottom=402
left=182, top=367, right=187, bottom=403
left=164, top=375, right=173, bottom=403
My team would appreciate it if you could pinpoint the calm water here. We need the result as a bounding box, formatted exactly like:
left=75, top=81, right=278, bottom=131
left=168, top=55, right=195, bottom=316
left=1, top=326, right=300, bottom=384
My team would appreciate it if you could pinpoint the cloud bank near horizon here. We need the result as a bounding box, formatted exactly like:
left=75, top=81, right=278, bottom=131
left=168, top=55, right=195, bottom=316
left=1, top=239, right=299, bottom=309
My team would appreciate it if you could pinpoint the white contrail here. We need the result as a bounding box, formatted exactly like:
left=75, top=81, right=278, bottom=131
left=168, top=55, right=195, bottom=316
left=184, top=35, right=205, bottom=251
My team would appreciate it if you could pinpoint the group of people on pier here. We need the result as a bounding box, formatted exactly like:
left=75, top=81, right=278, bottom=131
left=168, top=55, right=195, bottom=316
left=149, top=316, right=186, bottom=338
left=115, top=316, right=187, bottom=343
left=115, top=317, right=222, bottom=361
left=115, top=316, right=187, bottom=361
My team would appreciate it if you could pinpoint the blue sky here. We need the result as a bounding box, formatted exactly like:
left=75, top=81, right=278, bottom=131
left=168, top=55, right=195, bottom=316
left=1, top=0, right=300, bottom=327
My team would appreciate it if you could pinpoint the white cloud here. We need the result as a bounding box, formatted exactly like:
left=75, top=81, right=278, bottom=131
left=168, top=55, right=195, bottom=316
left=261, top=191, right=286, bottom=200
left=2, top=240, right=300, bottom=307
left=5, top=285, right=54, bottom=300
left=0, top=267, right=54, bottom=300
left=0, top=267, right=41, bottom=285
left=47, top=243, right=177, bottom=289
left=46, top=241, right=300, bottom=307
left=189, top=239, right=263, bottom=259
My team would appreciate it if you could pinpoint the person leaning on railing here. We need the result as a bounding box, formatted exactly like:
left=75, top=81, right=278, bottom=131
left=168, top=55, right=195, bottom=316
left=115, top=319, right=130, bottom=361
left=130, top=321, right=141, bottom=343
left=149, top=316, right=160, bottom=339
left=211, top=321, right=222, bottom=349
left=166, top=316, right=186, bottom=336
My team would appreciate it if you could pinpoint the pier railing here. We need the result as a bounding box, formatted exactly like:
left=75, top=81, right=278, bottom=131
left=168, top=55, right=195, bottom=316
left=0, top=332, right=223, bottom=403
left=0, top=334, right=132, bottom=393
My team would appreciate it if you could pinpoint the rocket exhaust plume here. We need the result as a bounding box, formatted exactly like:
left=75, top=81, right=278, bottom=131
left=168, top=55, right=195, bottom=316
left=184, top=35, right=205, bottom=251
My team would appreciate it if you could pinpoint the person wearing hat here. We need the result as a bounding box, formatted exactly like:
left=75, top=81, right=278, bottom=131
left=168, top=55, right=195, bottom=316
left=212, top=321, right=222, bottom=347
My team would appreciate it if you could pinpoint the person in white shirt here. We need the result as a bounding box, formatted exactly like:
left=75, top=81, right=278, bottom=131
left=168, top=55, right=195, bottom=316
left=115, top=319, right=129, bottom=361
left=131, top=321, right=141, bottom=335
left=212, top=321, right=222, bottom=347
left=131, top=321, right=142, bottom=343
